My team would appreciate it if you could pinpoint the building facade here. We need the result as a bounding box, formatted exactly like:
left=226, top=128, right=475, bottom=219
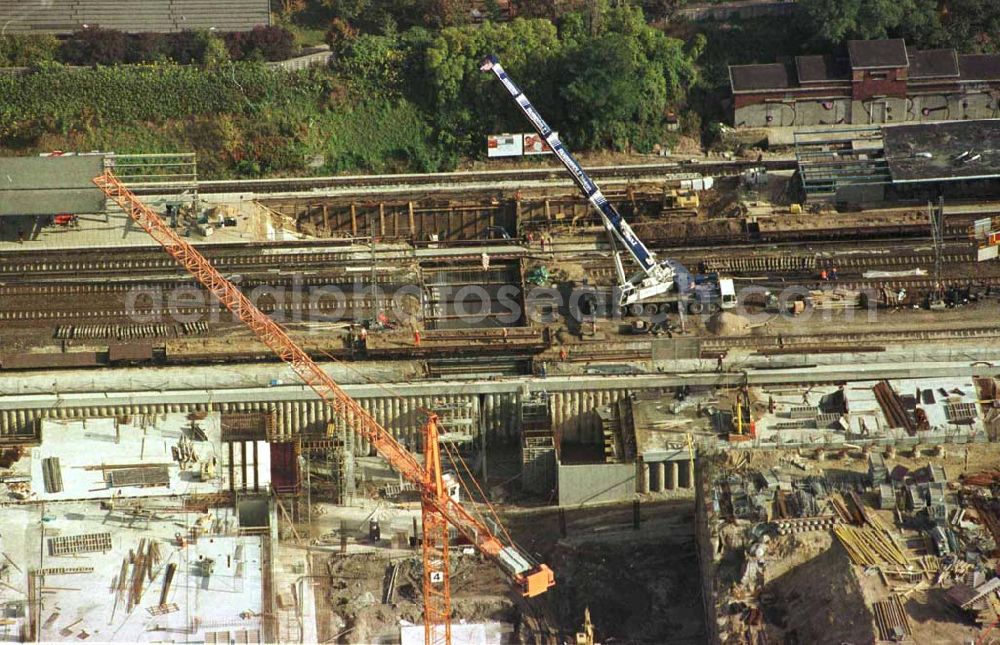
left=730, top=39, right=1000, bottom=128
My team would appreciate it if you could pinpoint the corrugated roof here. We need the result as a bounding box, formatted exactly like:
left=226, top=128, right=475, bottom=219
left=0, top=0, right=270, bottom=34
left=848, top=39, right=909, bottom=69
left=729, top=63, right=793, bottom=92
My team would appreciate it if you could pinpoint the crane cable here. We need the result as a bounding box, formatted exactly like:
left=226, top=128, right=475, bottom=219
left=309, top=344, right=521, bottom=550
left=439, top=436, right=518, bottom=552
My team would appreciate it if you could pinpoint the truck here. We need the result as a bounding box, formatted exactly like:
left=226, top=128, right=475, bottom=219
left=480, top=55, right=736, bottom=317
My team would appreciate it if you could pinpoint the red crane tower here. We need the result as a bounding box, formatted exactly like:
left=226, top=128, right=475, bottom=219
left=92, top=171, right=555, bottom=644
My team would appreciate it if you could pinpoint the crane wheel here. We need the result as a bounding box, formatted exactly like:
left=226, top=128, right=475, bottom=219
left=689, top=301, right=704, bottom=314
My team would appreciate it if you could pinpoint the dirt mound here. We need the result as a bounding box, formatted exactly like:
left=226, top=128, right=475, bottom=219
left=706, top=311, right=751, bottom=336
left=762, top=541, right=875, bottom=644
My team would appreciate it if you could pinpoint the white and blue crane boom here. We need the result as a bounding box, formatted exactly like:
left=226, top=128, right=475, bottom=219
left=479, top=54, right=681, bottom=306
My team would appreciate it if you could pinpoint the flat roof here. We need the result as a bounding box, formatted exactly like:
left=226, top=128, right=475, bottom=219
left=884, top=120, right=1000, bottom=183
left=0, top=156, right=106, bottom=216
left=848, top=39, right=909, bottom=69
left=729, top=63, right=792, bottom=92
left=908, top=49, right=959, bottom=79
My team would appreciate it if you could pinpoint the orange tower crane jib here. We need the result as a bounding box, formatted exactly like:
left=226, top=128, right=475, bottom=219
left=91, top=170, right=554, bottom=641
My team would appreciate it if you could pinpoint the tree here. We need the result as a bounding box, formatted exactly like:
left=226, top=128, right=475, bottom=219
left=940, top=0, right=1000, bottom=52
left=325, top=17, right=360, bottom=55
left=798, top=0, right=941, bottom=46
left=276, top=0, right=307, bottom=20
left=168, top=30, right=214, bottom=64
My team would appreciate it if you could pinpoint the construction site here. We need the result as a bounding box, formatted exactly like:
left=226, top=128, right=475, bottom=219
left=2, top=48, right=1000, bottom=645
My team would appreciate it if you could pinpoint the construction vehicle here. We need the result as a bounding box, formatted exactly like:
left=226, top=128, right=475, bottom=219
left=480, top=55, right=736, bottom=316
left=664, top=188, right=699, bottom=211
left=92, top=171, right=554, bottom=645
left=575, top=607, right=596, bottom=645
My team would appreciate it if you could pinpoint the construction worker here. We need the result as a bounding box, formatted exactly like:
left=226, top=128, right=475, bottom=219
left=830, top=266, right=839, bottom=280
left=414, top=330, right=421, bottom=347
left=559, top=347, right=568, bottom=361
left=358, top=326, right=368, bottom=350
left=820, top=269, right=828, bottom=281
left=481, top=251, right=490, bottom=271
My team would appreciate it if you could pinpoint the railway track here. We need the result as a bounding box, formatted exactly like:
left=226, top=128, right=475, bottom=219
left=700, top=326, right=1000, bottom=351
left=0, top=298, right=376, bottom=322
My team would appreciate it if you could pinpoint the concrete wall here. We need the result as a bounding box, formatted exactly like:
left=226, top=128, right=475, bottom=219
left=557, top=462, right=636, bottom=507
left=733, top=90, right=999, bottom=127
left=678, top=0, right=797, bottom=21
left=550, top=388, right=631, bottom=444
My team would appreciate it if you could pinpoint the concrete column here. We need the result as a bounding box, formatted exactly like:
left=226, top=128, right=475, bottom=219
left=671, top=461, right=679, bottom=490
left=655, top=462, right=666, bottom=493
left=641, top=462, right=650, bottom=494
left=687, top=459, right=695, bottom=489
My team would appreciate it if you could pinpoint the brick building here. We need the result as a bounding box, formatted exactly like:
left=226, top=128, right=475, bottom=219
left=729, top=39, right=1000, bottom=128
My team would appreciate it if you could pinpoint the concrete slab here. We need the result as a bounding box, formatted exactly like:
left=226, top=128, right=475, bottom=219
left=29, top=413, right=270, bottom=501
left=0, top=500, right=264, bottom=643
left=401, top=621, right=503, bottom=645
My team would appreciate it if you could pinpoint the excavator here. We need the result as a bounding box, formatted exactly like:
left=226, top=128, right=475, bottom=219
left=92, top=171, right=554, bottom=645
left=480, top=54, right=737, bottom=316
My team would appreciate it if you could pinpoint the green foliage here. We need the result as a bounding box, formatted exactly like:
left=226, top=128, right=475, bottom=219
left=797, top=0, right=979, bottom=49
left=332, top=34, right=408, bottom=94
left=0, top=34, right=60, bottom=67
left=938, top=0, right=1000, bottom=52
left=0, top=64, right=310, bottom=141
left=423, top=7, right=695, bottom=156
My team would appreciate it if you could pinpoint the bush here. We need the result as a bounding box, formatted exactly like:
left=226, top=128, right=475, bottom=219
left=127, top=33, right=169, bottom=64
left=0, top=34, right=60, bottom=67
left=59, top=28, right=129, bottom=65
left=167, top=30, right=214, bottom=64
left=224, top=26, right=295, bottom=62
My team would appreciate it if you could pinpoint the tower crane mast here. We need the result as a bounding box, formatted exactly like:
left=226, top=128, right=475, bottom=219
left=92, top=170, right=554, bottom=645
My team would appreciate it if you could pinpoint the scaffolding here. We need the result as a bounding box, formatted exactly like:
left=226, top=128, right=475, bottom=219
left=793, top=127, right=891, bottom=201
left=520, top=394, right=556, bottom=494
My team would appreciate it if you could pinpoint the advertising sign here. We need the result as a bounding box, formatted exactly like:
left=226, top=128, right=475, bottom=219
left=523, top=133, right=555, bottom=155
left=487, top=134, right=523, bottom=158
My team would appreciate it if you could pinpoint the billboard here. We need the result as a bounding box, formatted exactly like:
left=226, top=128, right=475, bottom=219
left=487, top=133, right=557, bottom=158
left=487, top=134, right=522, bottom=158
left=523, top=133, right=555, bottom=155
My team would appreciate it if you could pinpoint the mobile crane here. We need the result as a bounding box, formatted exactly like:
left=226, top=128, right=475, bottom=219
left=480, top=55, right=736, bottom=315
left=92, top=170, right=554, bottom=645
